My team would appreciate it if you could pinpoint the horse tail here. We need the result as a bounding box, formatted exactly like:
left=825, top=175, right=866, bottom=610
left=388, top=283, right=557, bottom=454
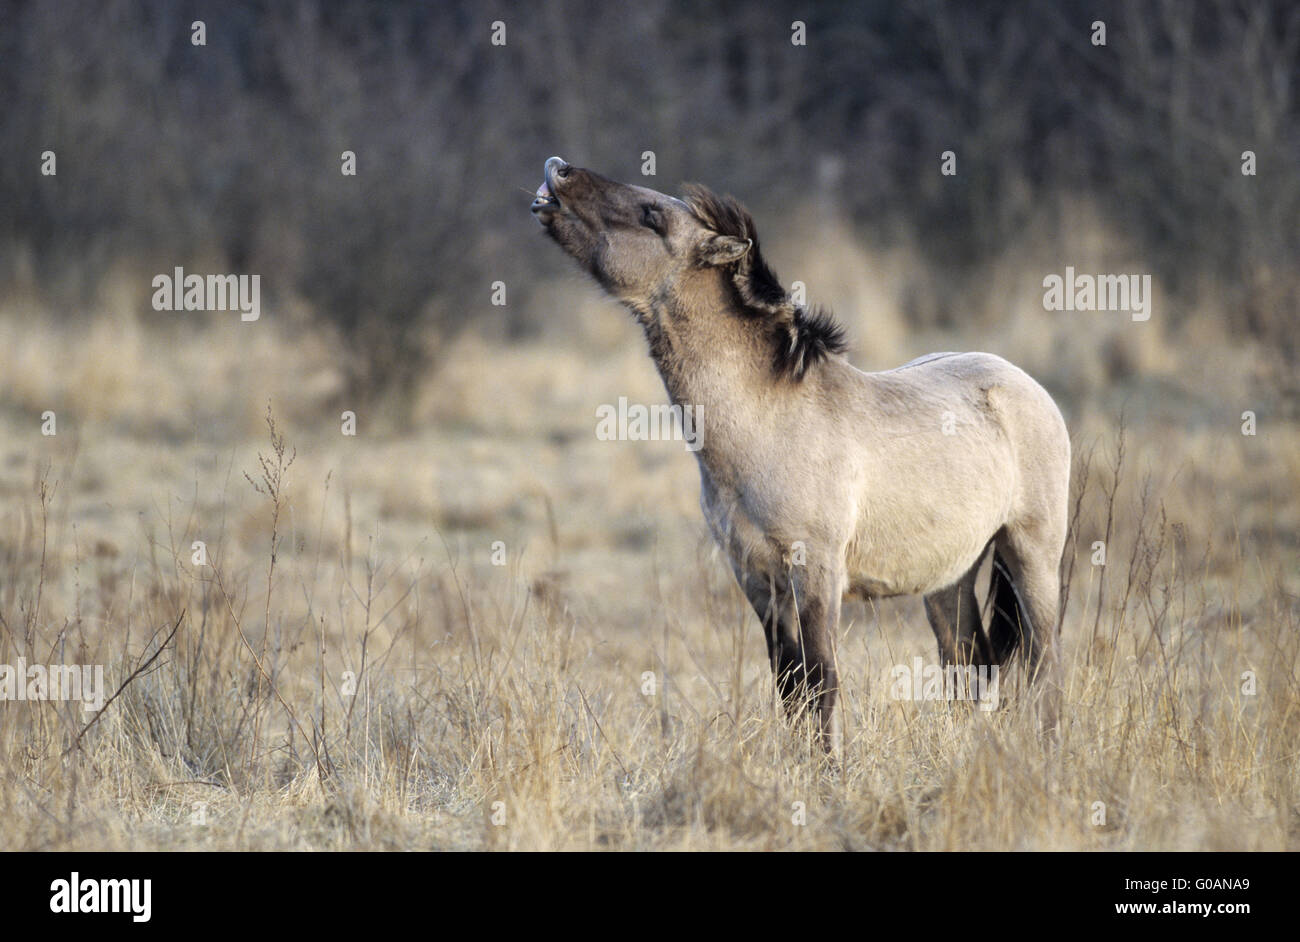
left=986, top=549, right=1030, bottom=665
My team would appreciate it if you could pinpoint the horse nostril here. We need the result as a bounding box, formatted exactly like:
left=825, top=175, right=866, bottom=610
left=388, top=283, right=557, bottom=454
left=544, top=156, right=570, bottom=188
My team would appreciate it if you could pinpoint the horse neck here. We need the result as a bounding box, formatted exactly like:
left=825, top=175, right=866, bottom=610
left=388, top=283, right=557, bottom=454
left=636, top=280, right=777, bottom=445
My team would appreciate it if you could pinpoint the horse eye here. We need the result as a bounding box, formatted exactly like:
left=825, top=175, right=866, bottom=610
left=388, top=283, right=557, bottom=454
left=641, top=205, right=664, bottom=232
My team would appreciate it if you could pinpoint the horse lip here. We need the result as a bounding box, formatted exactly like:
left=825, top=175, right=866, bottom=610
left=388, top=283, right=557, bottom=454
left=532, top=157, right=568, bottom=218
left=530, top=185, right=559, bottom=215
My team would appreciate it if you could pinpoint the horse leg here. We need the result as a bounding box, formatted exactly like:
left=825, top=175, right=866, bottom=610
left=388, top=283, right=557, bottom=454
left=734, top=566, right=780, bottom=667
left=733, top=566, right=806, bottom=719
left=923, top=559, right=994, bottom=703
left=746, top=565, right=843, bottom=756
left=923, top=559, right=992, bottom=665
left=994, top=529, right=1064, bottom=733
left=792, top=579, right=843, bottom=756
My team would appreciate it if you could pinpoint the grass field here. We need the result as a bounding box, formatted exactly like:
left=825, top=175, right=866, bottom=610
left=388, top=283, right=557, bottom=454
left=1, top=230, right=1296, bottom=851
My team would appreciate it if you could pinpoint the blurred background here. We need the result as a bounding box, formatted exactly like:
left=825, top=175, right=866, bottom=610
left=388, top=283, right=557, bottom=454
left=1, top=0, right=1297, bottom=410
left=1, top=0, right=1299, bottom=851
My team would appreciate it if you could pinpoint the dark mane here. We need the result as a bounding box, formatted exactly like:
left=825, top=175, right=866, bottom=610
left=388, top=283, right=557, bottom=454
left=683, top=184, right=847, bottom=380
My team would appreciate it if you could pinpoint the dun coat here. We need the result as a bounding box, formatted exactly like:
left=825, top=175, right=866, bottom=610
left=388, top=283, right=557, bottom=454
left=531, top=157, right=1070, bottom=754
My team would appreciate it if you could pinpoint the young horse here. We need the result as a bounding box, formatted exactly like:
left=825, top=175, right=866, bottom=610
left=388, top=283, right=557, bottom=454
left=531, top=157, right=1070, bottom=754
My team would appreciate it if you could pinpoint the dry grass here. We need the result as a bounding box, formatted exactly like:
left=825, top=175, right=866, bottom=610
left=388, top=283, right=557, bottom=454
left=1, top=237, right=1297, bottom=851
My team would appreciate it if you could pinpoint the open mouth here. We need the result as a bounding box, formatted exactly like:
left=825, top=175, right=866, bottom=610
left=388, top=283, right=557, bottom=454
left=530, top=179, right=559, bottom=214
left=530, top=156, right=568, bottom=218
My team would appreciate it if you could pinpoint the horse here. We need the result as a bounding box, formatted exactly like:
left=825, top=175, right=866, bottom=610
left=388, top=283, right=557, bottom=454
left=531, top=156, right=1070, bottom=754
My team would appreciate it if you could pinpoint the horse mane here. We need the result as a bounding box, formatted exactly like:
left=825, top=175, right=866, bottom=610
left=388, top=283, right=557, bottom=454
left=683, top=184, right=847, bottom=381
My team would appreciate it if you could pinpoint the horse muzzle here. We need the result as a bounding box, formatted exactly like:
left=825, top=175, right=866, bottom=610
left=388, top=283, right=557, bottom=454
left=530, top=156, right=569, bottom=220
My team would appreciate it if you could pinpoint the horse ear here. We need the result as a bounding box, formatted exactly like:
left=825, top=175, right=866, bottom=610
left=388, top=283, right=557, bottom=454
left=696, top=234, right=751, bottom=266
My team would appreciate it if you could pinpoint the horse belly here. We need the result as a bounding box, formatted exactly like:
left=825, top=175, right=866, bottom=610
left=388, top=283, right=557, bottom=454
left=846, top=529, right=992, bottom=597
left=845, top=465, right=1012, bottom=596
